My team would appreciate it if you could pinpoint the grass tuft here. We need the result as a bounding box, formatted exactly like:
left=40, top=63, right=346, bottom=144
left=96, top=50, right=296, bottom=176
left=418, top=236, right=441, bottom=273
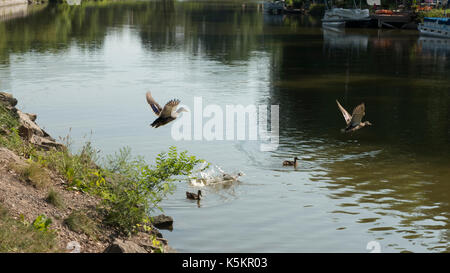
left=10, top=161, right=52, bottom=189
left=64, top=210, right=97, bottom=238
left=45, top=189, right=65, bottom=209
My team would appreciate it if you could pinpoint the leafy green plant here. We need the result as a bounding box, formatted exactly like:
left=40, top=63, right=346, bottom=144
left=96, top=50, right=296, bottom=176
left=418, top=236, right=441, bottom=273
left=100, top=146, right=205, bottom=234
left=31, top=214, right=52, bottom=232
left=309, top=4, right=326, bottom=17
left=43, top=136, right=100, bottom=192
left=149, top=234, right=164, bottom=253
left=416, top=9, right=450, bottom=23
left=286, top=0, right=305, bottom=9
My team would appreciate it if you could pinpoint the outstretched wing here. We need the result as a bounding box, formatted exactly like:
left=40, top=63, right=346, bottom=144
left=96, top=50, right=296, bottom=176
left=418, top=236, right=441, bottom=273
left=160, top=99, right=180, bottom=118
left=146, top=92, right=162, bottom=116
left=336, top=100, right=352, bottom=125
left=349, top=103, right=365, bottom=127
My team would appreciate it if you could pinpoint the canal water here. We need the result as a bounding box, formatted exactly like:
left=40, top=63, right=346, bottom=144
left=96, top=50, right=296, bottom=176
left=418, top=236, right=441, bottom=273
left=1, top=0, right=449, bottom=252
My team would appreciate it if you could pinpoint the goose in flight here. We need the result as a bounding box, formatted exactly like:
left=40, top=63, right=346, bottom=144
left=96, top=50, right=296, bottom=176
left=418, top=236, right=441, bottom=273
left=336, top=100, right=372, bottom=133
left=146, top=91, right=188, bottom=128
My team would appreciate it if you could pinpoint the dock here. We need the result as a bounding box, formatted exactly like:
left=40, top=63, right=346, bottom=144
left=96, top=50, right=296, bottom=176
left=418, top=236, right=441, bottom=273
left=370, top=12, right=416, bottom=29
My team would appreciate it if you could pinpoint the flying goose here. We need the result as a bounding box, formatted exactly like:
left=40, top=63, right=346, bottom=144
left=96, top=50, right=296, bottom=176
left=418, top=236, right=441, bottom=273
left=283, top=157, right=299, bottom=168
left=146, top=91, right=188, bottom=128
left=186, top=190, right=202, bottom=200
left=336, top=100, right=372, bottom=133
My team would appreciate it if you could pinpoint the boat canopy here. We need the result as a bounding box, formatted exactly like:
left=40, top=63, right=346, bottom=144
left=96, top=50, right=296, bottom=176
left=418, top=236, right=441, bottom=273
left=424, top=17, right=450, bottom=25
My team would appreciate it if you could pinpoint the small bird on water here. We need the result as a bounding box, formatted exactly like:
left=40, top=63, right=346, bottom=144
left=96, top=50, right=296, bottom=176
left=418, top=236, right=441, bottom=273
left=146, top=91, right=188, bottom=128
left=186, top=190, right=202, bottom=200
left=283, top=157, right=299, bottom=168
left=336, top=100, right=372, bottom=133
left=222, top=172, right=244, bottom=181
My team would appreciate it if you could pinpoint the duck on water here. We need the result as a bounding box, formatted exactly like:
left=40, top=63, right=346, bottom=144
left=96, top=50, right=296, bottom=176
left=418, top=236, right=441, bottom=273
left=283, top=157, right=299, bottom=168
left=186, top=190, right=202, bottom=200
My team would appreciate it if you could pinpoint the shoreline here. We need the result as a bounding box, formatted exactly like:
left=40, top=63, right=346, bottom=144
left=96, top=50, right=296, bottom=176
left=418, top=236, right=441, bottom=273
left=0, top=91, right=176, bottom=253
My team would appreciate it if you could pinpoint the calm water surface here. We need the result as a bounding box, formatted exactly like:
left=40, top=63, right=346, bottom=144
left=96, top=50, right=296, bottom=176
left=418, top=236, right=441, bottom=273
left=1, top=0, right=449, bottom=252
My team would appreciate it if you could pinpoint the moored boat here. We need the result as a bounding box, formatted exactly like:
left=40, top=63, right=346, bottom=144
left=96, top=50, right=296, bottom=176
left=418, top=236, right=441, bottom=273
left=263, top=1, right=285, bottom=15
left=419, top=17, right=450, bottom=38
left=322, top=21, right=346, bottom=28
left=323, top=8, right=370, bottom=22
left=321, top=0, right=370, bottom=28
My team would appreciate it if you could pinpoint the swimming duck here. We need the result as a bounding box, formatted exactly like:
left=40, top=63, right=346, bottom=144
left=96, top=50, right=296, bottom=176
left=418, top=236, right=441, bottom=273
left=146, top=91, right=188, bottom=128
left=283, top=157, right=299, bottom=168
left=222, top=172, right=244, bottom=181
left=186, top=190, right=202, bottom=200
left=336, top=100, right=372, bottom=133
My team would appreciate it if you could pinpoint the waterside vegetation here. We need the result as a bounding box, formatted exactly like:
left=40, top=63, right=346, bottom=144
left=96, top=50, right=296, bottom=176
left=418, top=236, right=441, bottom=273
left=0, top=92, right=205, bottom=252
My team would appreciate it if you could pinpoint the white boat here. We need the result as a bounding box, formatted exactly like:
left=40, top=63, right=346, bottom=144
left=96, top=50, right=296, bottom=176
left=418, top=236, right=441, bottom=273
left=322, top=21, right=346, bottom=29
left=321, top=0, right=370, bottom=27
left=418, top=17, right=450, bottom=39
left=263, top=1, right=285, bottom=14
left=322, top=8, right=370, bottom=23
